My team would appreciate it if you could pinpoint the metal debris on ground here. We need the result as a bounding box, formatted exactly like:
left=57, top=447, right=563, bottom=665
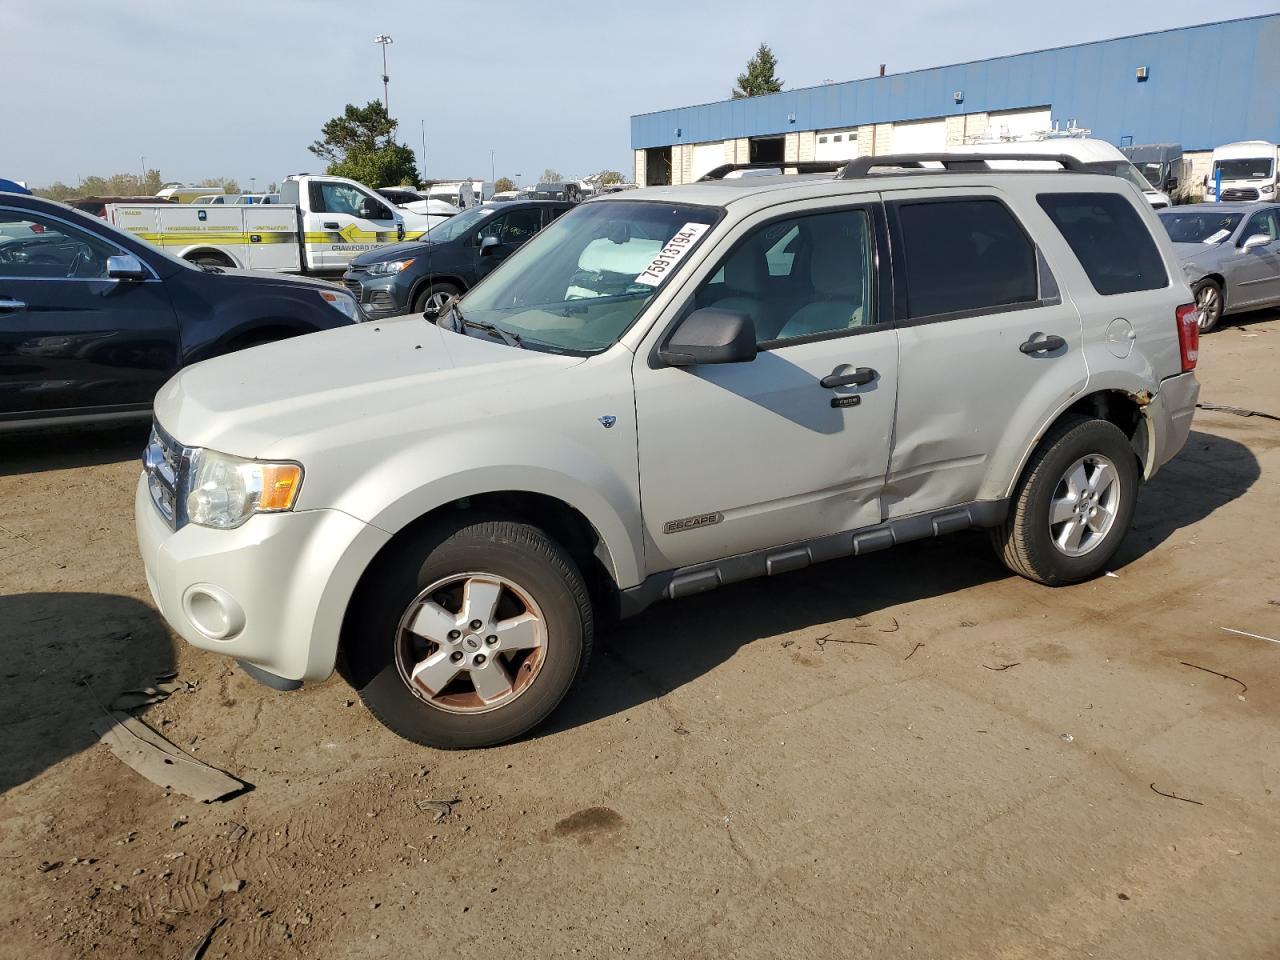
left=879, top=617, right=900, bottom=633
left=415, top=798, right=460, bottom=821
left=904, top=642, right=924, bottom=661
left=983, top=662, right=1021, bottom=671
left=1104, top=571, right=1120, bottom=578
left=814, top=633, right=877, bottom=649
left=1059, top=733, right=1074, bottom=742
left=1149, top=782, right=1204, bottom=806
left=111, top=676, right=194, bottom=712
left=92, top=710, right=249, bottom=803
left=1179, top=661, right=1248, bottom=695
left=184, top=917, right=226, bottom=960
left=225, top=822, right=247, bottom=842
left=1196, top=401, right=1280, bottom=422
left=1221, top=627, right=1280, bottom=645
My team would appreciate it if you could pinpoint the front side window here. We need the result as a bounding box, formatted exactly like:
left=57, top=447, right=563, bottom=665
left=693, top=209, right=874, bottom=343
left=0, top=209, right=124, bottom=279
left=1039, top=192, right=1168, bottom=296
left=894, top=198, right=1038, bottom=319
left=457, top=200, right=721, bottom=354
left=478, top=207, right=541, bottom=246
left=1243, top=209, right=1279, bottom=243
left=317, top=182, right=380, bottom=217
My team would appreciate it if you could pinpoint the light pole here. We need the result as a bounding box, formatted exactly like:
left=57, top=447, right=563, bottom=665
left=490, top=150, right=495, bottom=183
left=374, top=35, right=393, bottom=111
left=250, top=177, right=257, bottom=194
left=139, top=156, right=146, bottom=184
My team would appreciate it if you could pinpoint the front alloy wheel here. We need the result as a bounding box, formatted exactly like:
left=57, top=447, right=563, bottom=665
left=1193, top=279, right=1222, bottom=332
left=1048, top=454, right=1122, bottom=557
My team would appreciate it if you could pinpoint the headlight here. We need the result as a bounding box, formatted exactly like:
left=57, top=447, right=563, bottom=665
left=365, top=258, right=415, bottom=276
left=1262, top=184, right=1275, bottom=195
left=185, top=448, right=303, bottom=529
left=318, top=289, right=361, bottom=322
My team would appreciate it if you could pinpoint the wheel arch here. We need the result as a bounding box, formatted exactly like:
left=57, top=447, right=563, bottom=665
left=178, top=245, right=241, bottom=269
left=408, top=274, right=468, bottom=306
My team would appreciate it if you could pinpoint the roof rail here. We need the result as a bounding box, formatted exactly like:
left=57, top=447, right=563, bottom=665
left=698, top=160, right=848, bottom=181
left=839, top=153, right=1086, bottom=178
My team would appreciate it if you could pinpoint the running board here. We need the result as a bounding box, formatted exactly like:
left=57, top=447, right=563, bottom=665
left=618, top=500, right=1008, bottom=618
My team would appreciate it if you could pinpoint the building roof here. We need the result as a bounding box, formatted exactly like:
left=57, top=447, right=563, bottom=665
left=631, top=14, right=1280, bottom=153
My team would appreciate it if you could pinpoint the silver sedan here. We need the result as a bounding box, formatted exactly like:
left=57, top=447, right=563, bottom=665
left=1158, top=202, right=1280, bottom=331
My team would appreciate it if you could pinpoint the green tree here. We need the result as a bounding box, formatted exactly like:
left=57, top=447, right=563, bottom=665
left=308, top=101, right=418, bottom=188
left=494, top=177, right=516, bottom=193
left=540, top=168, right=564, bottom=184
left=732, top=43, right=783, bottom=99
left=596, top=169, right=624, bottom=185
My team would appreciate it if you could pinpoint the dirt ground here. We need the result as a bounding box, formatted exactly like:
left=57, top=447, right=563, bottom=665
left=2, top=310, right=1279, bottom=960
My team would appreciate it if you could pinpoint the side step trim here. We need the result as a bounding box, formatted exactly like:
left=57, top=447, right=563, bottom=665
left=619, top=499, right=1008, bottom=618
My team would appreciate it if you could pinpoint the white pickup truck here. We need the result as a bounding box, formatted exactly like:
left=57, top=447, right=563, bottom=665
left=107, top=174, right=449, bottom=275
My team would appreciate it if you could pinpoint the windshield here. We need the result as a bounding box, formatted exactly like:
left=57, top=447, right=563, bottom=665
left=1213, top=158, right=1274, bottom=181
left=1084, top=160, right=1157, bottom=194
left=1158, top=210, right=1243, bottom=244
left=1138, top=162, right=1163, bottom=187
left=457, top=199, right=722, bottom=354
left=424, top=204, right=497, bottom=241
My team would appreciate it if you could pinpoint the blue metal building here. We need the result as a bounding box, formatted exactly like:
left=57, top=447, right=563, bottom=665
left=630, top=14, right=1280, bottom=185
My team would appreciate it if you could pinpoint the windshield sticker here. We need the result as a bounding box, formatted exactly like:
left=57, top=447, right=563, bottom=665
left=634, top=222, right=712, bottom=286
left=1203, top=229, right=1231, bottom=245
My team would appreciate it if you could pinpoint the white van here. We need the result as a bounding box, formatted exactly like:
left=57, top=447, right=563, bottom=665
left=1205, top=141, right=1280, bottom=202
left=948, top=138, right=1171, bottom=208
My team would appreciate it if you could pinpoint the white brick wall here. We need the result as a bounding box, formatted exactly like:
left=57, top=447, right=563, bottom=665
left=634, top=151, right=646, bottom=186
left=798, top=131, right=817, bottom=162
left=784, top=132, right=800, bottom=163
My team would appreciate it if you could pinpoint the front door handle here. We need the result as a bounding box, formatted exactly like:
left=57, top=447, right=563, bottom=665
left=820, top=366, right=876, bottom=388
left=0, top=298, right=26, bottom=312
left=323, top=221, right=341, bottom=230
left=1019, top=333, right=1066, bottom=354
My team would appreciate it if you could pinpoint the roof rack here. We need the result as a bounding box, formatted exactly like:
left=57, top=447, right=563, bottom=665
left=698, top=160, right=848, bottom=181
left=838, top=152, right=1086, bottom=178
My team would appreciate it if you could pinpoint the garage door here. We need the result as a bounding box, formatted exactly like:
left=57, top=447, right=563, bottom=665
left=692, top=142, right=729, bottom=181
left=891, top=118, right=946, bottom=153
left=815, top=130, right=859, bottom=161
left=984, top=108, right=1051, bottom=141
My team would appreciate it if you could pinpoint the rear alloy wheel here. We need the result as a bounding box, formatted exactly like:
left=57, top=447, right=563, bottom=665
left=413, top=282, right=461, bottom=317
left=1192, top=278, right=1223, bottom=332
left=990, top=416, right=1140, bottom=585
left=346, top=518, right=592, bottom=749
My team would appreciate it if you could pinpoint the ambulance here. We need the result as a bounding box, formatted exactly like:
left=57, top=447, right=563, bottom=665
left=109, top=174, right=449, bottom=275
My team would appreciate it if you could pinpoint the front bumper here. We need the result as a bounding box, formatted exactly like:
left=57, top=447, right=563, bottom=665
left=1148, top=371, right=1200, bottom=474
left=340, top=271, right=411, bottom=319
left=136, top=474, right=390, bottom=682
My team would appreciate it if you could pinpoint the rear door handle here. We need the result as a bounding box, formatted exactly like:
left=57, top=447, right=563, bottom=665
left=323, top=221, right=341, bottom=230
left=1019, top=334, right=1066, bottom=354
left=0, top=298, right=26, bottom=312
left=820, top=366, right=876, bottom=388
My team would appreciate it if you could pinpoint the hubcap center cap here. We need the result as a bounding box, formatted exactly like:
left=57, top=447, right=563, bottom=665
left=463, top=634, right=482, bottom=651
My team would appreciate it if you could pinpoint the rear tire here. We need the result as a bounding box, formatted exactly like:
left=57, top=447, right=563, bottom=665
left=413, top=281, right=462, bottom=317
left=1192, top=278, right=1223, bottom=332
left=188, top=252, right=236, bottom=270
left=990, top=416, right=1140, bottom=586
left=345, top=517, right=593, bottom=749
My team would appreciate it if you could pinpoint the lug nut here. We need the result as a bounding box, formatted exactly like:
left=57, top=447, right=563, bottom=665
left=470, top=619, right=483, bottom=630
left=485, top=635, right=498, bottom=645
left=450, top=651, right=464, bottom=663
left=474, top=654, right=487, bottom=666
left=448, top=629, right=461, bottom=640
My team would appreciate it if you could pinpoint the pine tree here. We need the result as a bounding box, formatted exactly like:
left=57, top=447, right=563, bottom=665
left=732, top=43, right=783, bottom=99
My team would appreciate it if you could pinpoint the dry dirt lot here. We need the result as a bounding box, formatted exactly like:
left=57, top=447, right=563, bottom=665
left=2, top=311, right=1279, bottom=960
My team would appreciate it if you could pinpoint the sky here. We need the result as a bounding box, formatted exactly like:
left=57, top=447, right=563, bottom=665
left=4, top=0, right=1277, bottom=191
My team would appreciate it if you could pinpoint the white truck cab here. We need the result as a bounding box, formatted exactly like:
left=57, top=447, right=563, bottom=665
left=1205, top=141, right=1280, bottom=203
left=108, top=174, right=449, bottom=275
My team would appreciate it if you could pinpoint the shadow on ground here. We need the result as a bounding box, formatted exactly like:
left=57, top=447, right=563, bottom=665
left=0, top=422, right=149, bottom=478
left=543, top=427, right=1259, bottom=738
left=0, top=592, right=173, bottom=794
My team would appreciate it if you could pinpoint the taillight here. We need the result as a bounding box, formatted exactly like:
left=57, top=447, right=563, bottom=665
left=1176, top=302, right=1200, bottom=372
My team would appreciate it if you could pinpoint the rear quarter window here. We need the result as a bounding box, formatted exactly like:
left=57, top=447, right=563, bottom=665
left=1037, top=192, right=1168, bottom=296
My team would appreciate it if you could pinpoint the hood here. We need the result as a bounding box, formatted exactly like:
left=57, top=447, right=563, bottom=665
left=350, top=240, right=434, bottom=266
left=1171, top=241, right=1219, bottom=265
left=153, top=317, right=585, bottom=458
left=204, top=267, right=346, bottom=292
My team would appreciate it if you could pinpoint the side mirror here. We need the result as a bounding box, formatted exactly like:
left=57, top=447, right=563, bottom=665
left=659, top=308, right=757, bottom=367
left=359, top=201, right=385, bottom=219
left=106, top=253, right=148, bottom=281
left=1242, top=233, right=1271, bottom=252
left=478, top=235, right=501, bottom=256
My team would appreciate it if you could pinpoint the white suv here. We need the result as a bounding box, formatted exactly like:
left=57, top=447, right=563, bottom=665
left=137, top=154, right=1202, bottom=748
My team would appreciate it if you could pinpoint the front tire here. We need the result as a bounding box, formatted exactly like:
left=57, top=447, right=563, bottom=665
left=345, top=517, right=593, bottom=749
left=413, top=281, right=462, bottom=317
left=1192, top=278, right=1223, bottom=332
left=990, top=417, right=1140, bottom=586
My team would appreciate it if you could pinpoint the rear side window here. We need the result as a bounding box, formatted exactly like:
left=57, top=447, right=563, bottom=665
left=1037, top=193, right=1168, bottom=295
left=894, top=198, right=1038, bottom=320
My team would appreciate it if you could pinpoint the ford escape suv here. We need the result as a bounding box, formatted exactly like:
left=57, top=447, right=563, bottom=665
left=136, top=154, right=1201, bottom=749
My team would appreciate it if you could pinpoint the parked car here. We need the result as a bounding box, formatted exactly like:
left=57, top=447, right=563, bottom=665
left=0, top=192, right=362, bottom=429
left=138, top=153, right=1201, bottom=748
left=1158, top=202, right=1280, bottom=331
left=341, top=199, right=572, bottom=318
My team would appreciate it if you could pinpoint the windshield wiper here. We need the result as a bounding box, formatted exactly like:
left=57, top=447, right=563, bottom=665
left=451, top=302, right=522, bottom=348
